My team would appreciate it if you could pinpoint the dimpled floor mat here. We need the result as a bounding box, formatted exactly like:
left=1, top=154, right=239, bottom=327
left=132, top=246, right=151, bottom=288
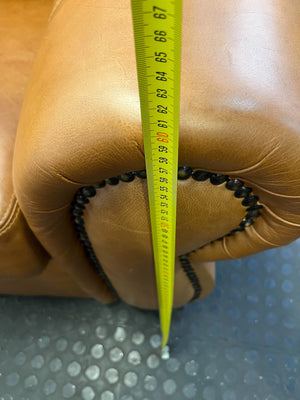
left=0, top=240, right=299, bottom=400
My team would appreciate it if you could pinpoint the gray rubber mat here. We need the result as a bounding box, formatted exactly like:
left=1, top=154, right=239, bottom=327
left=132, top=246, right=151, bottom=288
left=0, top=240, right=299, bottom=399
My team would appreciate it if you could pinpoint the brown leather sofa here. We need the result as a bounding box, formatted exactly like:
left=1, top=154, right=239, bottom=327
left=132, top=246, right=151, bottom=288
left=1, top=0, right=300, bottom=309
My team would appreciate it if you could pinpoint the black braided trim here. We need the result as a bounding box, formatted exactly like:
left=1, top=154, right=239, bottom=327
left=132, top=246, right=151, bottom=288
left=71, top=168, right=262, bottom=302
left=179, top=254, right=202, bottom=302
left=71, top=184, right=120, bottom=301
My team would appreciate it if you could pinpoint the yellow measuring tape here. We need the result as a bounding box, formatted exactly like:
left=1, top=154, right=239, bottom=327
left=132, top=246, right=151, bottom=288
left=131, top=0, right=182, bottom=351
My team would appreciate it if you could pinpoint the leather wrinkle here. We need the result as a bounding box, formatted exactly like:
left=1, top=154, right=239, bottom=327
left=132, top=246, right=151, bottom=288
left=49, top=0, right=65, bottom=22
left=251, top=224, right=282, bottom=247
left=32, top=159, right=85, bottom=186
left=14, top=179, right=71, bottom=216
left=0, top=199, right=20, bottom=235
left=232, top=178, right=300, bottom=199
left=222, top=237, right=235, bottom=259
left=194, top=205, right=294, bottom=257
left=94, top=218, right=150, bottom=235
left=216, top=144, right=281, bottom=175
left=133, top=137, right=145, bottom=159
left=0, top=194, right=16, bottom=228
left=261, top=204, right=300, bottom=228
left=55, top=171, right=85, bottom=186
left=33, top=203, right=70, bottom=215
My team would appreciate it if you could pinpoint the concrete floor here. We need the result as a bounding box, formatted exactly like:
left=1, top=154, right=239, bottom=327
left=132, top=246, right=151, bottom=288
left=0, top=240, right=299, bottom=399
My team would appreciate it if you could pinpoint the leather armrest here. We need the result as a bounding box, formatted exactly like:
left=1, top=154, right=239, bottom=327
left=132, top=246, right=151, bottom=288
left=13, top=0, right=300, bottom=307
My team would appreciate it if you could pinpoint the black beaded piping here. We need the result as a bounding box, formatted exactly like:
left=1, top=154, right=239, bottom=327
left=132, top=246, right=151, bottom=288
left=71, top=167, right=262, bottom=302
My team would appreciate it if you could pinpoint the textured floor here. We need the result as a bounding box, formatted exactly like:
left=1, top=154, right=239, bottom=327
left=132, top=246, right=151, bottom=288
left=0, top=240, right=299, bottom=400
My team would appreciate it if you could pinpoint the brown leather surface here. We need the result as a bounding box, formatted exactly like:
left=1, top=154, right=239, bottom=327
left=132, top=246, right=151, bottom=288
left=11, top=0, right=300, bottom=305
left=0, top=200, right=49, bottom=277
left=85, top=178, right=242, bottom=308
left=0, top=0, right=53, bottom=220
left=0, top=257, right=87, bottom=297
left=0, top=0, right=53, bottom=276
left=0, top=254, right=214, bottom=303
left=0, top=0, right=213, bottom=302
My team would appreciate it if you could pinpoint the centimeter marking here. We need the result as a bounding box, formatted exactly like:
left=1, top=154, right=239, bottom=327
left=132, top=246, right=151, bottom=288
left=131, top=0, right=182, bottom=350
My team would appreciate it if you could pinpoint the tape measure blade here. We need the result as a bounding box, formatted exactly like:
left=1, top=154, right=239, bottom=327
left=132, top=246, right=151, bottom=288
left=131, top=0, right=182, bottom=350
